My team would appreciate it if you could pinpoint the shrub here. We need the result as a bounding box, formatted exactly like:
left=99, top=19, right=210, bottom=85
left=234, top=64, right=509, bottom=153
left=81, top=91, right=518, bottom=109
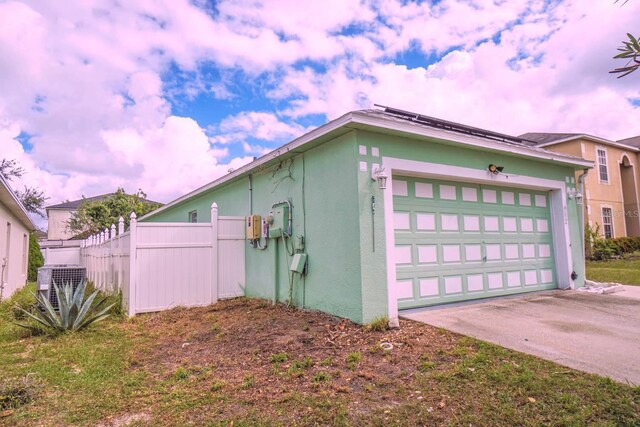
left=586, top=223, right=640, bottom=260
left=16, top=279, right=116, bottom=334
left=27, top=233, right=44, bottom=282
left=2, top=283, right=37, bottom=321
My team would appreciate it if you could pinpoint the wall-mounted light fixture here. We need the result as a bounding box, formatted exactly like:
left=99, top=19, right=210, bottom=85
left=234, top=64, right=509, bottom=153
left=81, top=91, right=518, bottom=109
left=567, top=188, right=583, bottom=204
left=488, top=164, right=504, bottom=175
left=371, top=166, right=389, bottom=190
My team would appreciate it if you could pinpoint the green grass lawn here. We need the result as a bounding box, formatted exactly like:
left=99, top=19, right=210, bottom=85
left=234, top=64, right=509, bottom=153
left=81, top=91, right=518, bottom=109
left=586, top=259, right=640, bottom=285
left=1, top=286, right=639, bottom=426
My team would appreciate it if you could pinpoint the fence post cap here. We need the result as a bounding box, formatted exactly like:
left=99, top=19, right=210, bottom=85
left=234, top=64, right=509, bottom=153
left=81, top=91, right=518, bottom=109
left=130, top=212, right=137, bottom=220
left=118, top=216, right=125, bottom=223
left=111, top=223, right=116, bottom=229
left=211, top=202, right=218, bottom=210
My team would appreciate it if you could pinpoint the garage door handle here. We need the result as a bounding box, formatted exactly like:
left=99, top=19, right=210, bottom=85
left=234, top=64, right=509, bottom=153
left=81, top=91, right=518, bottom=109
left=481, top=241, right=487, bottom=262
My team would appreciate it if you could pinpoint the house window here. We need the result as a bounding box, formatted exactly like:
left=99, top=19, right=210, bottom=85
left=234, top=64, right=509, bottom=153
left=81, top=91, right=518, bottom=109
left=22, top=234, right=28, bottom=274
left=188, top=210, right=198, bottom=223
left=602, top=207, right=613, bottom=239
left=597, top=148, right=609, bottom=183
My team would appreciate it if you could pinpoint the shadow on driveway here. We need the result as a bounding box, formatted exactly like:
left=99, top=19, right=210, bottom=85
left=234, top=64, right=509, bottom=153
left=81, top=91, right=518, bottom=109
left=401, top=287, right=640, bottom=385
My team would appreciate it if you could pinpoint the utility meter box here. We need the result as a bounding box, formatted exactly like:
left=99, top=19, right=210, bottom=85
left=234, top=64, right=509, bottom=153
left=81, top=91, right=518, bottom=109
left=290, top=253, right=307, bottom=274
left=269, top=204, right=289, bottom=238
left=246, top=215, right=262, bottom=240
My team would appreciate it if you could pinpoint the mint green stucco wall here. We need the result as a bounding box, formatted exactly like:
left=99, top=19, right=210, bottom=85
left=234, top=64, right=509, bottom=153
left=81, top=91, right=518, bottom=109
left=353, top=130, right=586, bottom=312
left=145, top=126, right=587, bottom=325
left=147, top=132, right=366, bottom=323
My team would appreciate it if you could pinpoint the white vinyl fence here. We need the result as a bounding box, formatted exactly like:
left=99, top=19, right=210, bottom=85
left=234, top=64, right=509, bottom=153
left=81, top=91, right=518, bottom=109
left=44, top=246, right=81, bottom=265
left=80, top=203, right=245, bottom=316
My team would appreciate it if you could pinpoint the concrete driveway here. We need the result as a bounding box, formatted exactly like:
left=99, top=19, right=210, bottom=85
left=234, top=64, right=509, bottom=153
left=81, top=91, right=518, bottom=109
left=401, top=286, right=640, bottom=385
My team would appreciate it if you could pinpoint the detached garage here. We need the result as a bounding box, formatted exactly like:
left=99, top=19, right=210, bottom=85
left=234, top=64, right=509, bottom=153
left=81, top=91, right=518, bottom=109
left=141, top=106, right=592, bottom=327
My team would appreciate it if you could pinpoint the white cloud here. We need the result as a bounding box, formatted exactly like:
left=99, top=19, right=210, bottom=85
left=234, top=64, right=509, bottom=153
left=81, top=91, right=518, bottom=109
left=269, top=1, right=640, bottom=140
left=218, top=111, right=308, bottom=141
left=242, top=142, right=272, bottom=156
left=2, top=0, right=640, bottom=234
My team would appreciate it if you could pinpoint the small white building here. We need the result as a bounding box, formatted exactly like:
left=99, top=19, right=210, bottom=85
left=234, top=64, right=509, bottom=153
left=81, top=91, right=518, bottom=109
left=0, top=174, right=37, bottom=299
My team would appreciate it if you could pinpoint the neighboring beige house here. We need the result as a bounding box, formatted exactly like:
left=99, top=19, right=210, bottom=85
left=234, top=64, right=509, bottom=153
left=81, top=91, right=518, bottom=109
left=44, top=193, right=161, bottom=248
left=0, top=174, right=37, bottom=299
left=44, top=194, right=114, bottom=244
left=521, top=133, right=640, bottom=239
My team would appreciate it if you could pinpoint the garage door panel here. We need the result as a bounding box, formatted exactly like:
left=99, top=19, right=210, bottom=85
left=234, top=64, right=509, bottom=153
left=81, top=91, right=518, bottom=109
left=393, top=176, right=556, bottom=309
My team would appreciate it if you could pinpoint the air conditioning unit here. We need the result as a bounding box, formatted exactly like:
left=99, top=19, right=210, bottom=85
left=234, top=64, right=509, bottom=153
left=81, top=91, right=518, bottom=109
left=37, top=265, right=86, bottom=310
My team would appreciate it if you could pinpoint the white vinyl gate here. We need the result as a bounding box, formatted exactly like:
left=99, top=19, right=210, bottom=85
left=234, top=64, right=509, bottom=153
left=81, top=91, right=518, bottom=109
left=80, top=203, right=245, bottom=315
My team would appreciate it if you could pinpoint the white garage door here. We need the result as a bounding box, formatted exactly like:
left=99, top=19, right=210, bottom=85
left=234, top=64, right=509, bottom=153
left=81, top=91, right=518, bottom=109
left=393, top=176, right=557, bottom=309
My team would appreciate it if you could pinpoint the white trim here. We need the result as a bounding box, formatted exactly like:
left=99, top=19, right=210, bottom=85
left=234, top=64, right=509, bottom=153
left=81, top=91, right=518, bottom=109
left=0, top=174, right=37, bottom=231
left=537, top=134, right=640, bottom=152
left=350, top=112, right=593, bottom=168
left=142, top=110, right=592, bottom=221
left=595, top=145, right=610, bottom=185
left=382, top=157, right=574, bottom=325
left=140, top=113, right=355, bottom=220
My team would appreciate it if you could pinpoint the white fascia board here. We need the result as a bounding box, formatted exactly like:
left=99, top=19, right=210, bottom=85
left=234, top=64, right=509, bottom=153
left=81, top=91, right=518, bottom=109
left=140, top=112, right=355, bottom=221
left=537, top=135, right=640, bottom=152
left=0, top=174, right=37, bottom=231
left=349, top=112, right=594, bottom=168
left=142, top=109, right=593, bottom=221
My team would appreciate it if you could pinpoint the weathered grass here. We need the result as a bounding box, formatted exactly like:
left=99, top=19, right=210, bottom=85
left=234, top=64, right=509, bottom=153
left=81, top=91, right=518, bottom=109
left=1, top=293, right=638, bottom=426
left=586, top=259, right=640, bottom=285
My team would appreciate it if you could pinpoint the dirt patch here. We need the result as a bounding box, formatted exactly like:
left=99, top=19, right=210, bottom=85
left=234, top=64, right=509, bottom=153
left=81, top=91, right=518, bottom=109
left=115, top=298, right=640, bottom=426
left=128, top=298, right=461, bottom=424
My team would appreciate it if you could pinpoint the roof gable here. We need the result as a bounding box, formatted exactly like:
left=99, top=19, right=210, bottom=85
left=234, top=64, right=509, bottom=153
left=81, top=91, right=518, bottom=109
left=0, top=175, right=37, bottom=231
left=47, top=193, right=161, bottom=210
left=141, top=106, right=592, bottom=221
left=521, top=132, right=640, bottom=152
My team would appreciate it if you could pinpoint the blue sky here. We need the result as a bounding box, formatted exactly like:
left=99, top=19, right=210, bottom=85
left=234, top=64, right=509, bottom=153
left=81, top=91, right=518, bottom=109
left=1, top=0, right=639, bottom=229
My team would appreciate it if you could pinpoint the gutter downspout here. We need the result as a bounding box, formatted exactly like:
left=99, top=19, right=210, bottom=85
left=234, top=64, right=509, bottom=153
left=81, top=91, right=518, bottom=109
left=578, top=168, right=589, bottom=262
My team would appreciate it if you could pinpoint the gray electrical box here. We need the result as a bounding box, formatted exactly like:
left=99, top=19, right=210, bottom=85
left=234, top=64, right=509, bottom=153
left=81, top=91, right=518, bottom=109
left=290, top=253, right=307, bottom=274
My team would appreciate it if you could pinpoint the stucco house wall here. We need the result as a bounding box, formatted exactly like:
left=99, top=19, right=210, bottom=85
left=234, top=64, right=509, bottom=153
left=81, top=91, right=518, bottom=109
left=0, top=176, right=36, bottom=299
left=46, top=209, right=76, bottom=240
left=543, top=138, right=640, bottom=238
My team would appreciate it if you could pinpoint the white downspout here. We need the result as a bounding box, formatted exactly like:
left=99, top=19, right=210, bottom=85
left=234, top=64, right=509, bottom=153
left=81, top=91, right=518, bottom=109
left=578, top=169, right=589, bottom=260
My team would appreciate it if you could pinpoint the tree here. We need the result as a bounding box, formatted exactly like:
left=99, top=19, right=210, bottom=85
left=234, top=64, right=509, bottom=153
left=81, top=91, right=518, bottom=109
left=28, top=232, right=44, bottom=282
left=610, top=1, right=639, bottom=78
left=610, top=33, right=640, bottom=78
left=0, top=158, right=48, bottom=218
left=67, top=188, right=162, bottom=236
left=0, top=159, right=25, bottom=181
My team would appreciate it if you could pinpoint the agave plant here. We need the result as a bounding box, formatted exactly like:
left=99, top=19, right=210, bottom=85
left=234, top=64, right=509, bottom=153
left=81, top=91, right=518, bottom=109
left=17, top=280, right=115, bottom=333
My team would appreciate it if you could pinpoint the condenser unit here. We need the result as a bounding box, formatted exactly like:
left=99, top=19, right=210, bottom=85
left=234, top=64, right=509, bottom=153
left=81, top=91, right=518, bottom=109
left=37, top=265, right=86, bottom=310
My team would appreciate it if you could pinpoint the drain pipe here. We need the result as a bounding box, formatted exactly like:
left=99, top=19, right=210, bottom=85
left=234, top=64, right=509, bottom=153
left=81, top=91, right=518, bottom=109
left=0, top=258, right=7, bottom=300
left=577, top=168, right=589, bottom=260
